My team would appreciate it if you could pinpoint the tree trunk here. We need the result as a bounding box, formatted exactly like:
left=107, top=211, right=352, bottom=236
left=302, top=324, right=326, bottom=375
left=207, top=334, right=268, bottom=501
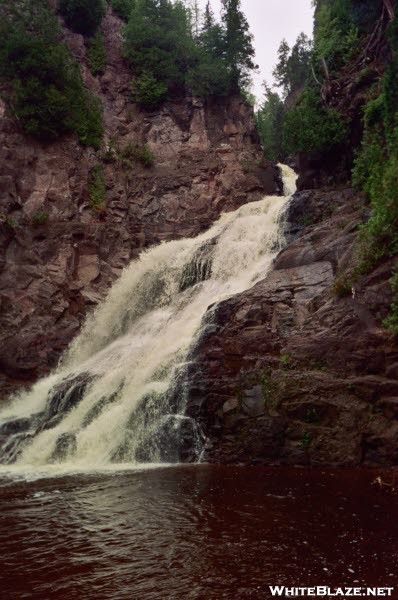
left=321, top=58, right=330, bottom=82
left=383, top=0, right=395, bottom=21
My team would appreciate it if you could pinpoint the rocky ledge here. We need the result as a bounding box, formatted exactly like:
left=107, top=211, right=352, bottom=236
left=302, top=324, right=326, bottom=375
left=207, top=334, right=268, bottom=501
left=185, top=187, right=398, bottom=467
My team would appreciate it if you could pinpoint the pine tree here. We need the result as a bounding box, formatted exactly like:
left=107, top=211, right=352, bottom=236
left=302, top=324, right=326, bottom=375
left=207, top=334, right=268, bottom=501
left=220, top=0, right=257, bottom=90
left=199, top=1, right=224, bottom=59
left=190, top=0, right=201, bottom=37
left=272, top=39, right=290, bottom=95
left=273, top=35, right=312, bottom=97
left=203, top=1, right=215, bottom=31
left=256, top=83, right=285, bottom=161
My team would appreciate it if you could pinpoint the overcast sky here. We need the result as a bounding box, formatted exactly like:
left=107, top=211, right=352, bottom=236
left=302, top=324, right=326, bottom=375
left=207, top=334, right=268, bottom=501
left=198, top=0, right=314, bottom=100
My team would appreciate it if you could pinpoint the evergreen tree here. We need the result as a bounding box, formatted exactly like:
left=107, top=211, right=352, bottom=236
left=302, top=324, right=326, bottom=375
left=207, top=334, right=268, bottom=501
left=220, top=0, right=257, bottom=90
left=203, top=1, right=215, bottom=30
left=186, top=1, right=229, bottom=96
left=124, top=0, right=195, bottom=93
left=109, top=0, right=136, bottom=21
left=185, top=0, right=201, bottom=37
left=273, top=34, right=312, bottom=98
left=199, top=1, right=225, bottom=59
left=256, top=83, right=285, bottom=161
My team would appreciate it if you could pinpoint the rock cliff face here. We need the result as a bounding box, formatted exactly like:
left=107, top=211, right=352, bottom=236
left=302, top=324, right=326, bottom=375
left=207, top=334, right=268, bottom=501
left=0, top=6, right=279, bottom=397
left=185, top=187, right=398, bottom=466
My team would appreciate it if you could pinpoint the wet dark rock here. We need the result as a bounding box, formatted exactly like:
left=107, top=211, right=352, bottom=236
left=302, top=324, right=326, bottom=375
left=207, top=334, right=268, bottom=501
left=45, top=374, right=92, bottom=422
left=135, top=416, right=204, bottom=464
left=242, top=387, right=265, bottom=418
left=184, top=187, right=398, bottom=466
left=0, top=432, right=34, bottom=464
left=178, top=241, right=215, bottom=293
left=0, top=417, right=32, bottom=436
left=51, top=433, right=77, bottom=461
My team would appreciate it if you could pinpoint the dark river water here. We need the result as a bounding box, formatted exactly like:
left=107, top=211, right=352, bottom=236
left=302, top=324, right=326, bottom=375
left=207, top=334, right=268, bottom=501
left=0, top=465, right=397, bottom=599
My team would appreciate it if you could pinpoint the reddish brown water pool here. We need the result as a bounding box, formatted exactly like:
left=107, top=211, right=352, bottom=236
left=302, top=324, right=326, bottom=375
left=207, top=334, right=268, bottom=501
left=0, top=466, right=397, bottom=599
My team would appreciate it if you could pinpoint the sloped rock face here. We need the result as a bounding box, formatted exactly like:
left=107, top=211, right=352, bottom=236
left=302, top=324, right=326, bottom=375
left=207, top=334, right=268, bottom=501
left=0, top=6, right=279, bottom=397
left=185, top=188, right=398, bottom=466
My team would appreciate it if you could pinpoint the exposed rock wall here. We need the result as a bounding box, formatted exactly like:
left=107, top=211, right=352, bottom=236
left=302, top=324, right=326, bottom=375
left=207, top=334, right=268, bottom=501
left=185, top=188, right=398, bottom=466
left=0, top=6, right=279, bottom=397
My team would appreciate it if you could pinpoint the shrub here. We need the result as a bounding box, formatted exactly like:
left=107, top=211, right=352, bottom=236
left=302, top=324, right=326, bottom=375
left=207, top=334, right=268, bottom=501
left=58, top=0, right=105, bottom=37
left=66, top=83, right=104, bottom=149
left=118, top=141, right=154, bottom=168
left=283, top=88, right=348, bottom=154
left=109, top=0, right=134, bottom=21
left=332, top=275, right=352, bottom=298
left=280, top=354, right=293, bottom=370
left=32, top=210, right=49, bottom=226
left=130, top=72, right=168, bottom=110
left=88, top=165, right=106, bottom=211
left=87, top=33, right=106, bottom=76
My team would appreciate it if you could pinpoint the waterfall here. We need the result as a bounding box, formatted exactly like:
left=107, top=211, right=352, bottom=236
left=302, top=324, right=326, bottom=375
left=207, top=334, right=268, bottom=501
left=0, top=165, right=297, bottom=472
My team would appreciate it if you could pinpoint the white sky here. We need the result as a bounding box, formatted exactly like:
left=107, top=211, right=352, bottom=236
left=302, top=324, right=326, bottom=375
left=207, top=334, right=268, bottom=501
left=198, top=0, right=314, bottom=100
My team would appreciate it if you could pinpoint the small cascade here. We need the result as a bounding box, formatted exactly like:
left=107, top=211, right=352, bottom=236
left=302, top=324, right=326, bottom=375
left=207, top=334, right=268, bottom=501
left=0, top=165, right=297, bottom=471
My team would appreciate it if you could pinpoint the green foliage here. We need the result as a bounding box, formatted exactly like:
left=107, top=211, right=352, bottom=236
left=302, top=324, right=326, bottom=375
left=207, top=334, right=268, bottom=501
left=313, top=0, right=359, bottom=73
left=32, top=210, right=49, bottom=226
left=283, top=88, right=348, bottom=154
left=0, top=0, right=103, bottom=147
left=66, top=83, right=103, bottom=149
left=299, top=431, right=312, bottom=449
left=256, top=85, right=285, bottom=161
left=332, top=275, right=352, bottom=298
left=118, top=141, right=155, bottom=168
left=130, top=72, right=168, bottom=109
left=280, top=354, right=293, bottom=370
left=58, top=0, right=105, bottom=36
left=186, top=55, right=230, bottom=96
left=87, top=33, right=106, bottom=75
left=350, top=15, right=398, bottom=331
left=352, top=54, right=398, bottom=269
left=273, top=33, right=312, bottom=98
left=109, top=0, right=135, bottom=20
left=383, top=273, right=398, bottom=335
left=122, top=0, right=256, bottom=105
left=123, top=0, right=197, bottom=96
left=88, top=165, right=106, bottom=211
left=220, top=0, right=257, bottom=91
left=259, top=370, right=275, bottom=409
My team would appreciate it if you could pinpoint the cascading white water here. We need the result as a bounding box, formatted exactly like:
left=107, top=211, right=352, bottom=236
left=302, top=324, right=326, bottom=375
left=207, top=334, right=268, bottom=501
left=0, top=165, right=297, bottom=472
